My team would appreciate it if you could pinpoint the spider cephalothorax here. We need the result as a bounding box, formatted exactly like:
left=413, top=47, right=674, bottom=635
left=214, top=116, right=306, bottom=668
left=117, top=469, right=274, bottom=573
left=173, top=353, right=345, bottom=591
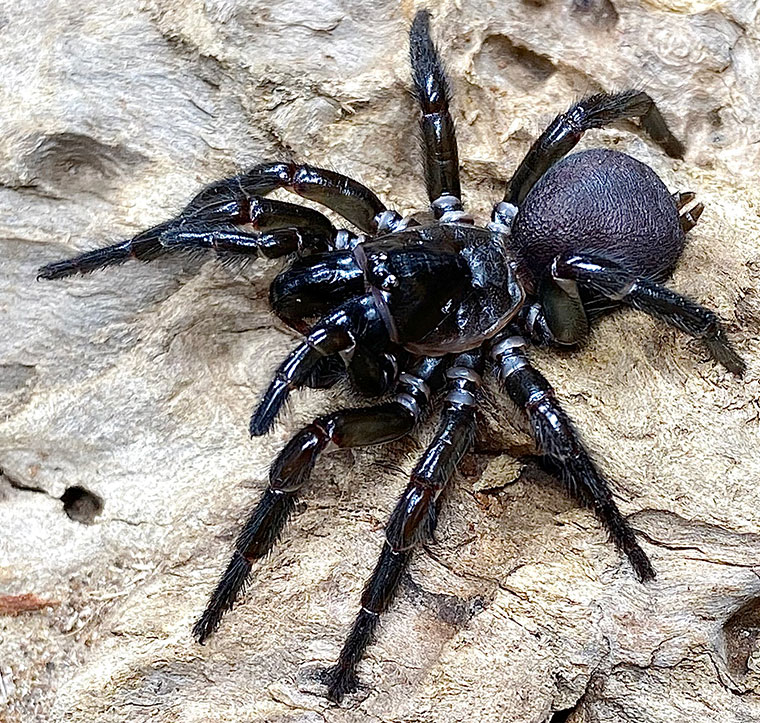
left=38, top=9, right=744, bottom=703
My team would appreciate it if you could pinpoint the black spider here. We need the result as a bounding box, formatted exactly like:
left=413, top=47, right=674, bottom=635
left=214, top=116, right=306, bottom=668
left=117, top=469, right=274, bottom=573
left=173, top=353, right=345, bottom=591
left=38, top=9, right=745, bottom=704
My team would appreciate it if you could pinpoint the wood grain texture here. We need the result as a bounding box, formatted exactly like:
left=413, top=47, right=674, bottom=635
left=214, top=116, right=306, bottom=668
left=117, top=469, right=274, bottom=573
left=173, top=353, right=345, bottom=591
left=1, top=1, right=759, bottom=721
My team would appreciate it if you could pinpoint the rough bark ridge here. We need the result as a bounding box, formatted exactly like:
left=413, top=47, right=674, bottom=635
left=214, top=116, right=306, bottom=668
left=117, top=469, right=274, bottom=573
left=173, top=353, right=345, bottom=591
left=1, top=1, right=759, bottom=721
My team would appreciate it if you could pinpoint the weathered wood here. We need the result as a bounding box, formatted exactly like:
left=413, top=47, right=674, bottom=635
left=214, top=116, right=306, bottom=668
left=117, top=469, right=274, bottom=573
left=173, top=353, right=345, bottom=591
left=1, top=1, right=759, bottom=721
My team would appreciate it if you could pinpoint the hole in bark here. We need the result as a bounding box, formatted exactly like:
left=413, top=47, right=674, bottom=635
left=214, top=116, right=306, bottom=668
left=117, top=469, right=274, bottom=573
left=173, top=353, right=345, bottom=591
left=570, top=0, right=619, bottom=28
left=708, top=107, right=723, bottom=128
left=474, top=35, right=556, bottom=92
left=24, top=132, right=146, bottom=194
left=61, top=485, right=103, bottom=524
left=724, top=597, right=760, bottom=679
left=549, top=706, right=577, bottom=722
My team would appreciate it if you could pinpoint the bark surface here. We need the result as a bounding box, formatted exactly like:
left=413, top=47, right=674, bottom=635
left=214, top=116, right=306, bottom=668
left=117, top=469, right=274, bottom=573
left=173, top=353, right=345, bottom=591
left=1, top=1, right=759, bottom=721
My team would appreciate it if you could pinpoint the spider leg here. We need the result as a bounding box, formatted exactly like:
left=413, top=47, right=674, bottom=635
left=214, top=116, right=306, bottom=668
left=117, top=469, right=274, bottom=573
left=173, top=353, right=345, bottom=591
left=324, top=349, right=484, bottom=702
left=159, top=224, right=336, bottom=260
left=269, top=251, right=365, bottom=334
left=192, top=356, right=446, bottom=643
left=175, top=162, right=387, bottom=233
left=551, top=252, right=745, bottom=375
left=491, top=333, right=655, bottom=581
left=501, top=90, right=685, bottom=209
left=249, top=294, right=392, bottom=436
left=37, top=220, right=175, bottom=280
left=233, top=162, right=388, bottom=234
left=409, top=10, right=463, bottom=217
left=37, top=160, right=384, bottom=278
left=36, top=193, right=337, bottom=280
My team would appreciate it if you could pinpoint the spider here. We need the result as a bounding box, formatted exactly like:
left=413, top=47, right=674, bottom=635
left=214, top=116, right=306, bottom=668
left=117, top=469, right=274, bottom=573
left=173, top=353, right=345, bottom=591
left=38, top=9, right=745, bottom=704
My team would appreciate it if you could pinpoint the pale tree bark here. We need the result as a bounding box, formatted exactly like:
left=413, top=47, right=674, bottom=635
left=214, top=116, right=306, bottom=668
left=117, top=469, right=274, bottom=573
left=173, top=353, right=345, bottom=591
left=1, top=1, right=759, bottom=721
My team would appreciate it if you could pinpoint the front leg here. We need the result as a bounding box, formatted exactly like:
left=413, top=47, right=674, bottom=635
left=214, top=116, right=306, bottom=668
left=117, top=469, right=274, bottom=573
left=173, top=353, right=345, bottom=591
left=234, top=162, right=387, bottom=234
left=38, top=160, right=387, bottom=279
left=491, top=333, right=655, bottom=581
left=37, top=192, right=337, bottom=280
left=37, top=220, right=176, bottom=280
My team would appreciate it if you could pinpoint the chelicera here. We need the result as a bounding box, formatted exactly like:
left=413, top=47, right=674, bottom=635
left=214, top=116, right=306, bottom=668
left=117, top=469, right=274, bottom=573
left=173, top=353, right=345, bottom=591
left=38, top=9, right=745, bottom=703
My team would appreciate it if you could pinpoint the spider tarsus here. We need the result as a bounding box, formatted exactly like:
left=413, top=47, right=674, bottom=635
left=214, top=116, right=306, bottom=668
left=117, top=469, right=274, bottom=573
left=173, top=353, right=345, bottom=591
left=706, top=336, right=746, bottom=377
left=410, top=10, right=448, bottom=107
left=322, top=664, right=361, bottom=704
left=600, top=506, right=657, bottom=581
left=627, top=546, right=656, bottom=583
left=323, top=608, right=379, bottom=703
left=250, top=378, right=289, bottom=437
left=37, top=240, right=134, bottom=279
left=37, top=221, right=173, bottom=279
left=193, top=490, right=298, bottom=643
left=193, top=551, right=252, bottom=644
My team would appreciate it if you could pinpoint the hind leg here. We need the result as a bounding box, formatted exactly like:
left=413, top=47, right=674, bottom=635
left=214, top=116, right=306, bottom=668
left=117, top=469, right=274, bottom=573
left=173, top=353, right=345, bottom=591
left=551, top=252, right=745, bottom=374
left=499, top=90, right=685, bottom=214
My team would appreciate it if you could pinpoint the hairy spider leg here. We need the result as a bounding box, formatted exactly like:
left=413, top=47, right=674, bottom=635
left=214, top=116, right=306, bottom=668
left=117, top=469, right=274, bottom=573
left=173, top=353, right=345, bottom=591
left=501, top=90, right=686, bottom=210
left=409, top=10, right=462, bottom=216
left=150, top=161, right=386, bottom=235
left=324, top=349, right=484, bottom=702
left=491, top=333, right=655, bottom=581
left=249, top=294, right=393, bottom=436
left=192, top=356, right=446, bottom=644
left=36, top=160, right=390, bottom=279
left=551, top=252, right=746, bottom=375
left=37, top=219, right=176, bottom=280
left=36, top=192, right=336, bottom=280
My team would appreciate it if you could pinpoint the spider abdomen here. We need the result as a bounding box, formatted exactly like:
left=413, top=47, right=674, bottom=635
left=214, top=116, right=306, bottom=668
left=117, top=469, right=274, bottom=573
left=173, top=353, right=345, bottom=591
left=509, top=148, right=685, bottom=290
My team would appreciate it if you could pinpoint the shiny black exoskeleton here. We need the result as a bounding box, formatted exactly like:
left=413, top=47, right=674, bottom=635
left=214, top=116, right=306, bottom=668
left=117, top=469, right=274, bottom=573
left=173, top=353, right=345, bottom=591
left=38, top=9, right=745, bottom=703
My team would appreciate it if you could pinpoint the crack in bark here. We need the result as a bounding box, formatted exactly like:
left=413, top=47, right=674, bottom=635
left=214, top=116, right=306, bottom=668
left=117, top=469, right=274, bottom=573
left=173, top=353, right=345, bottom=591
left=1, top=468, right=54, bottom=498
